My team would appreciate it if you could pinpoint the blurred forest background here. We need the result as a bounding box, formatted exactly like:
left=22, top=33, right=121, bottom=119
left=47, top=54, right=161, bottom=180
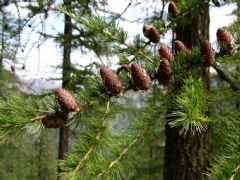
left=0, top=0, right=239, bottom=180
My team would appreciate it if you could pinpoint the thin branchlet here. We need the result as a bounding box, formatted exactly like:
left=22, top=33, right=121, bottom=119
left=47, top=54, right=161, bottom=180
left=73, top=101, right=110, bottom=173
left=96, top=126, right=148, bottom=179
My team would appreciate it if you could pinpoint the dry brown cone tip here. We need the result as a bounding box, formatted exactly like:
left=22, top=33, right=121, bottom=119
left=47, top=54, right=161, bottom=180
left=131, top=62, right=152, bottom=90
left=55, top=88, right=80, bottom=112
left=201, top=40, right=215, bottom=66
left=159, top=44, right=174, bottom=62
left=168, top=2, right=180, bottom=17
left=100, top=67, right=123, bottom=96
left=157, top=58, right=173, bottom=85
left=143, top=24, right=160, bottom=43
left=217, top=27, right=235, bottom=53
left=42, top=113, right=68, bottom=128
left=175, top=40, right=189, bottom=55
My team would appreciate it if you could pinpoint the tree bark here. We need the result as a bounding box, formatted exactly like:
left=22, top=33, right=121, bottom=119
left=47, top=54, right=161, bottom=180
left=164, top=3, right=212, bottom=180
left=58, top=0, right=72, bottom=172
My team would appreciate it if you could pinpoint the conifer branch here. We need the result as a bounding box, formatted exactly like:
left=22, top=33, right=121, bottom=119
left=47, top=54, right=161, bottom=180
left=73, top=100, right=110, bottom=173
left=96, top=126, right=148, bottom=179
left=0, top=112, right=52, bottom=129
left=179, top=0, right=209, bottom=18
left=0, top=100, right=95, bottom=130
left=108, top=0, right=132, bottom=24
left=168, top=77, right=210, bottom=135
left=56, top=6, right=155, bottom=64
left=165, top=0, right=209, bottom=30
left=212, top=44, right=240, bottom=91
left=101, top=33, right=154, bottom=63
left=229, top=164, right=240, bottom=180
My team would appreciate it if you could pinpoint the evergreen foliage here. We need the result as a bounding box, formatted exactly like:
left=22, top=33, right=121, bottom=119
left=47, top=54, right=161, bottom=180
left=168, top=77, right=209, bottom=135
left=0, top=0, right=239, bottom=179
left=208, top=2, right=240, bottom=179
left=208, top=115, right=240, bottom=180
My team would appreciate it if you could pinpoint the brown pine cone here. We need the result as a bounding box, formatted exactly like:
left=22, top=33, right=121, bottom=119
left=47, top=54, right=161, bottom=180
left=157, top=58, right=173, bottom=85
left=42, top=113, right=68, bottom=128
left=201, top=40, right=215, bottom=66
left=159, top=45, right=174, bottom=62
left=121, top=64, right=130, bottom=72
left=168, top=2, right=180, bottom=17
left=100, top=67, right=123, bottom=95
left=55, top=88, right=80, bottom=112
left=143, top=24, right=151, bottom=37
left=217, top=27, right=235, bottom=53
left=143, top=24, right=160, bottom=43
left=131, top=62, right=152, bottom=90
left=174, top=40, right=189, bottom=55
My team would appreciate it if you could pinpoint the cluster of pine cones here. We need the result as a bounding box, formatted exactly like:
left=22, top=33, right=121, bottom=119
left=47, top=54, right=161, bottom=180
left=100, top=1, right=236, bottom=96
left=42, top=2, right=236, bottom=128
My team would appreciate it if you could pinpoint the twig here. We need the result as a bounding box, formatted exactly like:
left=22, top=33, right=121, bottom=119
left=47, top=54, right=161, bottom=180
left=57, top=7, right=155, bottom=64
left=9, top=1, right=52, bottom=39
left=110, top=35, right=154, bottom=63
left=159, top=0, right=166, bottom=20
left=229, top=164, right=240, bottom=180
left=97, top=126, right=148, bottom=179
left=97, top=0, right=132, bottom=23
left=74, top=101, right=110, bottom=173
left=212, top=63, right=240, bottom=91
left=165, top=0, right=209, bottom=30
left=108, top=0, right=132, bottom=25
left=0, top=101, right=95, bottom=129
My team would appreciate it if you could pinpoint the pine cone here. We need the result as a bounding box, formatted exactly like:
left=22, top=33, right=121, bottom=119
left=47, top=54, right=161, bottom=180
left=121, top=64, right=130, bottom=72
left=143, top=24, right=160, bottom=43
left=159, top=45, right=174, bottom=62
left=157, top=58, right=173, bottom=85
left=201, top=40, right=215, bottom=66
left=174, top=40, right=189, bottom=55
left=143, top=24, right=151, bottom=37
left=100, top=67, right=123, bottom=95
left=131, top=62, right=152, bottom=90
left=55, top=88, right=80, bottom=112
left=217, top=27, right=235, bottom=53
left=168, top=2, right=180, bottom=17
left=42, top=113, right=68, bottom=128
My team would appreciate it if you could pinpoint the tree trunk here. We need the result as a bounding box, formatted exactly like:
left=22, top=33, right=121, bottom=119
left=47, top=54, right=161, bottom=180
left=164, top=3, right=212, bottom=180
left=58, top=0, right=72, bottom=172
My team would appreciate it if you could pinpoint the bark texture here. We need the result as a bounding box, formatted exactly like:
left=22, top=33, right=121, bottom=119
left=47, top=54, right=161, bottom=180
left=164, top=3, right=212, bottom=180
